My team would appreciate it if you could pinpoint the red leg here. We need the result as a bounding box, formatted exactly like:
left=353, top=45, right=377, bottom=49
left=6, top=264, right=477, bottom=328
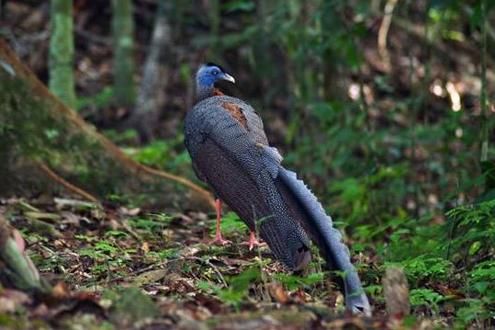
left=210, top=199, right=231, bottom=245
left=247, top=230, right=261, bottom=250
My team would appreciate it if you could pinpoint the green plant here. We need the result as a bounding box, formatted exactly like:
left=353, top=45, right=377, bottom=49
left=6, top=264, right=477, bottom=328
left=210, top=212, right=246, bottom=236
left=80, top=241, right=119, bottom=259
left=455, top=298, right=492, bottom=328
left=457, top=260, right=495, bottom=325
left=128, top=213, right=172, bottom=231
left=445, top=199, right=495, bottom=265
left=274, top=272, right=324, bottom=291
left=398, top=256, right=453, bottom=286
left=76, top=86, right=114, bottom=111
left=409, top=288, right=445, bottom=311
left=146, top=248, right=180, bottom=262
left=198, top=267, right=261, bottom=310
left=468, top=260, right=495, bottom=299
left=127, top=141, right=171, bottom=167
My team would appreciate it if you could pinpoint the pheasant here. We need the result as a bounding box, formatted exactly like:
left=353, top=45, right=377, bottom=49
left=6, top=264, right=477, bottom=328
left=184, top=63, right=371, bottom=315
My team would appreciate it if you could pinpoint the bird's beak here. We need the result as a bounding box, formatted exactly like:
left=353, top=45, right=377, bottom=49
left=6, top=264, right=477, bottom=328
left=221, top=73, right=236, bottom=84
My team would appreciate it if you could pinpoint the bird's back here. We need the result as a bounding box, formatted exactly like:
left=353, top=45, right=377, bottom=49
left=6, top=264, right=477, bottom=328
left=186, top=95, right=267, bottom=148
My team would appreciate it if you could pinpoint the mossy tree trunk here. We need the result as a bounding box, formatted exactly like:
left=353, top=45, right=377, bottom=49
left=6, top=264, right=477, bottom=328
left=0, top=39, right=214, bottom=211
left=112, top=0, right=136, bottom=107
left=49, top=0, right=76, bottom=109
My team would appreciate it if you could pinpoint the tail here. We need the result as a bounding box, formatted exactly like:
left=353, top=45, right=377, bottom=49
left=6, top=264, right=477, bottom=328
left=276, top=168, right=371, bottom=316
left=257, top=215, right=312, bottom=271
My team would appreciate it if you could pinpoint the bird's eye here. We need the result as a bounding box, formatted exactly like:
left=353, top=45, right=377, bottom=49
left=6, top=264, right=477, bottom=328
left=212, top=70, right=219, bottom=75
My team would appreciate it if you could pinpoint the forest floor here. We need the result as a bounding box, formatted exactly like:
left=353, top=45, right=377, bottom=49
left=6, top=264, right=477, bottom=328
left=0, top=195, right=417, bottom=330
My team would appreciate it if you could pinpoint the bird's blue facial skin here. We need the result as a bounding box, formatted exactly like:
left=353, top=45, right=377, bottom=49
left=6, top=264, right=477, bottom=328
left=197, top=66, right=223, bottom=87
left=197, top=65, right=234, bottom=88
left=195, top=64, right=235, bottom=101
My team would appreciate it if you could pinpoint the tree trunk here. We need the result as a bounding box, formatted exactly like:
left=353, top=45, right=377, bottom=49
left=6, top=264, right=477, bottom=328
left=0, top=39, right=214, bottom=211
left=49, top=0, right=76, bottom=108
left=129, top=0, right=171, bottom=143
left=112, top=0, right=136, bottom=107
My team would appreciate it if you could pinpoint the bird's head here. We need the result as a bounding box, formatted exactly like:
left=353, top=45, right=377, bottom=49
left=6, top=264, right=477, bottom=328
left=196, top=63, right=235, bottom=89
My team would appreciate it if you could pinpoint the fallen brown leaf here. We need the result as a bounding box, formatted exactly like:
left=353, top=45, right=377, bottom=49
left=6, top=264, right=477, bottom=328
left=268, top=282, right=289, bottom=304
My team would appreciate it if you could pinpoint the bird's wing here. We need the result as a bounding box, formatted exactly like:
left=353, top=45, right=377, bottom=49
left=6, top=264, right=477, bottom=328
left=238, top=103, right=269, bottom=145
left=213, top=96, right=271, bottom=144
left=203, top=95, right=285, bottom=162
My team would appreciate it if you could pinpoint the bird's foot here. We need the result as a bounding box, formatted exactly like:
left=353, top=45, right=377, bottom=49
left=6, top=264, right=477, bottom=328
left=241, top=232, right=262, bottom=250
left=210, top=234, right=232, bottom=246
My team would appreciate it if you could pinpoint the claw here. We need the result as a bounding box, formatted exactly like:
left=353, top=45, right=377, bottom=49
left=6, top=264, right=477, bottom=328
left=210, top=234, right=232, bottom=245
left=240, top=231, right=261, bottom=250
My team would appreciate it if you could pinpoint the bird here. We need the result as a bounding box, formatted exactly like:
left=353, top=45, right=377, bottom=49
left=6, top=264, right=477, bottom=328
left=184, top=63, right=371, bottom=315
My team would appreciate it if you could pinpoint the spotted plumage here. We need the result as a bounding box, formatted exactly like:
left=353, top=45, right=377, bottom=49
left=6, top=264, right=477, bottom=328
left=184, top=63, right=371, bottom=315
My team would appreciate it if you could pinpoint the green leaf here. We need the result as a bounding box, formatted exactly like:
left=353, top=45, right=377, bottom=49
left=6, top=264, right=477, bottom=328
left=409, top=288, right=444, bottom=307
left=223, top=0, right=255, bottom=12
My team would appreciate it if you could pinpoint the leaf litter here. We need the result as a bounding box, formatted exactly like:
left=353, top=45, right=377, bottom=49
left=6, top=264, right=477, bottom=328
left=0, top=196, right=411, bottom=329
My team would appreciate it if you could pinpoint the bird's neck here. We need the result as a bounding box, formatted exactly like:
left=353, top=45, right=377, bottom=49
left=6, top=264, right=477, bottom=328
left=196, top=84, right=224, bottom=102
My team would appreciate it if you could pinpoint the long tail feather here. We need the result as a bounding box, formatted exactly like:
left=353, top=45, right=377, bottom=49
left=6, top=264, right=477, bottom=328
left=277, top=168, right=371, bottom=315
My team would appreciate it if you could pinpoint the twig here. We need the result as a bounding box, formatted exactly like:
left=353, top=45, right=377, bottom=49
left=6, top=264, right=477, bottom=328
left=121, top=219, right=142, bottom=241
left=377, top=0, right=398, bottom=70
left=188, top=256, right=228, bottom=287
left=36, top=161, right=99, bottom=203
left=74, top=26, right=111, bottom=46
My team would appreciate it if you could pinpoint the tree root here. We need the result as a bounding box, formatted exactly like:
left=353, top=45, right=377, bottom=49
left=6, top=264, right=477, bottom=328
left=36, top=161, right=99, bottom=203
